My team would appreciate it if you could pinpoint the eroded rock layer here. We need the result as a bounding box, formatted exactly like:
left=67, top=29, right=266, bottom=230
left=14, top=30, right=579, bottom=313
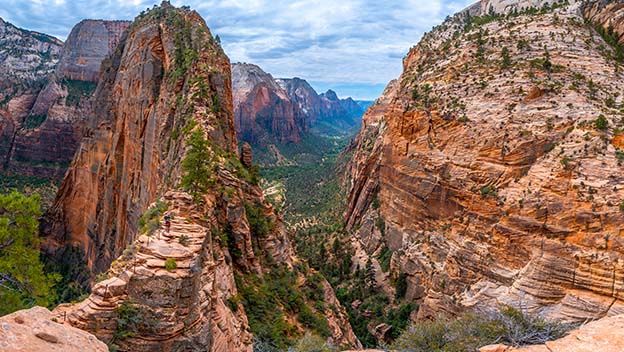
left=345, top=0, right=624, bottom=323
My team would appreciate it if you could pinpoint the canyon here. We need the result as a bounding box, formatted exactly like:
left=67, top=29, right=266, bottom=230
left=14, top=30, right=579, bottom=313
left=3, top=0, right=624, bottom=351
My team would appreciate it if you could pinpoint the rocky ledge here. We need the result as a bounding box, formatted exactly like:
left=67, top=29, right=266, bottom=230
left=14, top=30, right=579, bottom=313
left=0, top=306, right=107, bottom=352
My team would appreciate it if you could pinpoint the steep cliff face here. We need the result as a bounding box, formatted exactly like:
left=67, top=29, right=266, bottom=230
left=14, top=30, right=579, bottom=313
left=346, top=0, right=624, bottom=323
left=40, top=4, right=358, bottom=350
left=583, top=0, right=624, bottom=45
left=0, top=18, right=62, bottom=172
left=1, top=19, right=129, bottom=179
left=232, top=63, right=305, bottom=145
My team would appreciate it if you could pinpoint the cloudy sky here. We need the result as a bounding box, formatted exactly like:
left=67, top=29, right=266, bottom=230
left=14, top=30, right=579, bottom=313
left=0, top=0, right=475, bottom=100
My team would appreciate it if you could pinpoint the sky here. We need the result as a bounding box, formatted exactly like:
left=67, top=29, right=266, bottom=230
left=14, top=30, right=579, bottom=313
left=0, top=0, right=475, bottom=100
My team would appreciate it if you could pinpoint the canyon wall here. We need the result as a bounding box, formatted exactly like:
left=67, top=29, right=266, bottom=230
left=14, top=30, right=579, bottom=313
left=345, top=0, right=624, bottom=323
left=0, top=19, right=130, bottom=179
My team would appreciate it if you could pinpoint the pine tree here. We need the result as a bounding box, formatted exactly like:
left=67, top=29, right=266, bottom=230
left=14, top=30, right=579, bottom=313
left=181, top=129, right=213, bottom=199
left=501, top=46, right=512, bottom=69
left=0, top=191, right=59, bottom=315
left=365, top=257, right=376, bottom=291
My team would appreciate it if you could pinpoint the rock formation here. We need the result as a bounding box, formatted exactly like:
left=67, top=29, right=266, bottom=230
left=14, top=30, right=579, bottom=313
left=278, top=78, right=366, bottom=132
left=0, top=19, right=130, bottom=179
left=232, top=63, right=305, bottom=145
left=345, top=0, right=624, bottom=324
left=36, top=4, right=358, bottom=351
left=0, top=306, right=108, bottom=352
left=0, top=17, right=62, bottom=174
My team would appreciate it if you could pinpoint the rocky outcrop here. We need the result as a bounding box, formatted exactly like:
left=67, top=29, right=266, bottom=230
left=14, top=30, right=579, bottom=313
left=0, top=306, right=108, bottom=352
left=39, top=4, right=358, bottom=350
left=232, top=63, right=305, bottom=145
left=56, top=20, right=130, bottom=82
left=0, top=19, right=129, bottom=179
left=345, top=0, right=624, bottom=324
left=480, top=314, right=624, bottom=351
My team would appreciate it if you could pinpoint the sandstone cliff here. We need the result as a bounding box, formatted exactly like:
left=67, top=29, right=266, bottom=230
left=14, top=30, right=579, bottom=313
left=0, top=18, right=62, bottom=173
left=232, top=62, right=305, bottom=145
left=345, top=0, right=624, bottom=324
left=0, top=19, right=129, bottom=179
left=38, top=4, right=358, bottom=350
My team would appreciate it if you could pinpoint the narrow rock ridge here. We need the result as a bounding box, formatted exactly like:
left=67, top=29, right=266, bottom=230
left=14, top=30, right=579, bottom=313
left=345, top=0, right=624, bottom=323
left=36, top=4, right=358, bottom=350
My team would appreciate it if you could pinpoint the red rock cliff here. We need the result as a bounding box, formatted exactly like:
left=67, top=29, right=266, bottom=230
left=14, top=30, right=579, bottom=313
left=346, top=0, right=624, bottom=322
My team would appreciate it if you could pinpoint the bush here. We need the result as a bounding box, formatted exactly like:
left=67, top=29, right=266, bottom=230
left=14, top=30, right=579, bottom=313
left=165, top=258, right=177, bottom=271
left=178, top=234, right=189, bottom=246
left=594, top=114, right=609, bottom=131
left=392, top=306, right=574, bottom=352
left=138, top=201, right=167, bottom=234
left=292, top=333, right=336, bottom=352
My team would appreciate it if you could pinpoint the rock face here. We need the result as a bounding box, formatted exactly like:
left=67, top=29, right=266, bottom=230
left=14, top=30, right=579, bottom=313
left=345, top=0, right=624, bottom=324
left=0, top=19, right=129, bottom=179
left=0, top=306, right=108, bottom=352
left=232, top=63, right=305, bottom=145
left=40, top=4, right=358, bottom=351
left=0, top=17, right=62, bottom=174
left=57, top=20, right=130, bottom=82
left=583, top=0, right=624, bottom=45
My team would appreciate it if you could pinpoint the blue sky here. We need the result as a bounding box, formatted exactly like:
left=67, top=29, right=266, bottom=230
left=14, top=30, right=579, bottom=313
left=0, top=0, right=475, bottom=100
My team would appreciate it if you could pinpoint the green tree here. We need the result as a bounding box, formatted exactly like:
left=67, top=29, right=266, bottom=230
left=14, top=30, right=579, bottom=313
left=0, top=191, right=59, bottom=315
left=594, top=114, right=609, bottom=131
left=180, top=129, right=213, bottom=199
left=501, top=46, right=512, bottom=68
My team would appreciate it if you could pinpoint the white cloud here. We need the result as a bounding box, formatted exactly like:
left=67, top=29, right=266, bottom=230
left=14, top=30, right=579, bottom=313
left=0, top=0, right=477, bottom=99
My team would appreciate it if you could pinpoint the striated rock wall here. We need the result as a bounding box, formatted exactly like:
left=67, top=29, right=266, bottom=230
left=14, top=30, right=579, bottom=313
left=56, top=20, right=130, bottom=82
left=232, top=63, right=305, bottom=145
left=345, top=0, right=624, bottom=323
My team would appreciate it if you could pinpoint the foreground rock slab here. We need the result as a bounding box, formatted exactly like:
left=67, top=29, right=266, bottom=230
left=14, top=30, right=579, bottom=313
left=0, top=306, right=108, bottom=352
left=480, top=314, right=624, bottom=352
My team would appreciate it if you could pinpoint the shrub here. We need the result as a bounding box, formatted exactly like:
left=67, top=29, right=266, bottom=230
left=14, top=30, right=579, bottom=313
left=178, top=234, right=189, bottom=246
left=395, top=272, right=408, bottom=299
left=138, top=201, right=167, bottom=234
left=292, top=333, right=336, bottom=352
left=392, top=306, right=574, bottom=352
left=594, top=114, right=609, bottom=130
left=165, top=258, right=177, bottom=271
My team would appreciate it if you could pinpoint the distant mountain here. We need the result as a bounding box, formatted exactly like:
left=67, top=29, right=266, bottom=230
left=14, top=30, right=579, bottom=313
left=277, top=79, right=368, bottom=134
left=232, top=63, right=306, bottom=146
